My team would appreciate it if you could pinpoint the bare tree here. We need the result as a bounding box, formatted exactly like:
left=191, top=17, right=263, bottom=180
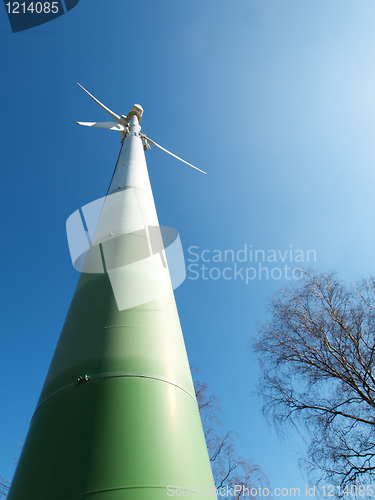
left=254, top=269, right=375, bottom=490
left=195, top=378, right=267, bottom=499
left=0, top=434, right=23, bottom=498
left=0, top=477, right=10, bottom=499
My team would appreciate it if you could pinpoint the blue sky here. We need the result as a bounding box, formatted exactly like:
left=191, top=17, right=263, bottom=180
left=2, top=0, right=375, bottom=496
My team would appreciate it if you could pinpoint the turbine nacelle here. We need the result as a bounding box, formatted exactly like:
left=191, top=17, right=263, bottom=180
left=125, top=104, right=143, bottom=125
left=76, top=83, right=206, bottom=175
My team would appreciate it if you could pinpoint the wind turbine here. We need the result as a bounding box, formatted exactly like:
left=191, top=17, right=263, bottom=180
left=6, top=85, right=217, bottom=500
left=76, top=82, right=207, bottom=174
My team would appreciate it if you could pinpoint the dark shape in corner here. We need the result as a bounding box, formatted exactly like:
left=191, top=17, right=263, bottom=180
left=64, top=0, right=79, bottom=12
left=3, top=0, right=80, bottom=33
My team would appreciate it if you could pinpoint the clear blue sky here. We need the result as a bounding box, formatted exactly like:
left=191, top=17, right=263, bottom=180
left=2, top=0, right=375, bottom=496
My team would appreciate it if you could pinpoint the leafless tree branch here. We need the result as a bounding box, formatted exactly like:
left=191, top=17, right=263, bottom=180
left=254, top=269, right=375, bottom=492
left=195, top=379, right=268, bottom=498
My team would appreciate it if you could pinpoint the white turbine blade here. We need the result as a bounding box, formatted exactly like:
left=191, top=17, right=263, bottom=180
left=77, top=83, right=122, bottom=124
left=144, top=135, right=207, bottom=175
left=77, top=121, right=125, bottom=131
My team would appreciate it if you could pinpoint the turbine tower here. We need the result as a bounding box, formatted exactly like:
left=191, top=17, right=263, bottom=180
left=7, top=85, right=216, bottom=500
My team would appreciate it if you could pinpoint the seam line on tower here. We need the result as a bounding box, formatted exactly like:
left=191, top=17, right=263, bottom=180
left=33, top=373, right=197, bottom=420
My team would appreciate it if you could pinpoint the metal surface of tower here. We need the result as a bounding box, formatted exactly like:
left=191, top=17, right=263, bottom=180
left=7, top=95, right=217, bottom=499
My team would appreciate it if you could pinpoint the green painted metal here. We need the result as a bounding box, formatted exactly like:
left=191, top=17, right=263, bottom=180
left=7, top=112, right=217, bottom=499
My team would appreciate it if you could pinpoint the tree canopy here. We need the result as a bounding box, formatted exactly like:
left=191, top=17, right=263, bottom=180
left=254, top=269, right=375, bottom=489
left=194, top=378, right=267, bottom=499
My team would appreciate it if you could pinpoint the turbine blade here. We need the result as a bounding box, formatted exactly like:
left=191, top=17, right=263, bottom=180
left=143, top=135, right=207, bottom=175
left=77, top=83, right=122, bottom=124
left=77, top=121, right=125, bottom=131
